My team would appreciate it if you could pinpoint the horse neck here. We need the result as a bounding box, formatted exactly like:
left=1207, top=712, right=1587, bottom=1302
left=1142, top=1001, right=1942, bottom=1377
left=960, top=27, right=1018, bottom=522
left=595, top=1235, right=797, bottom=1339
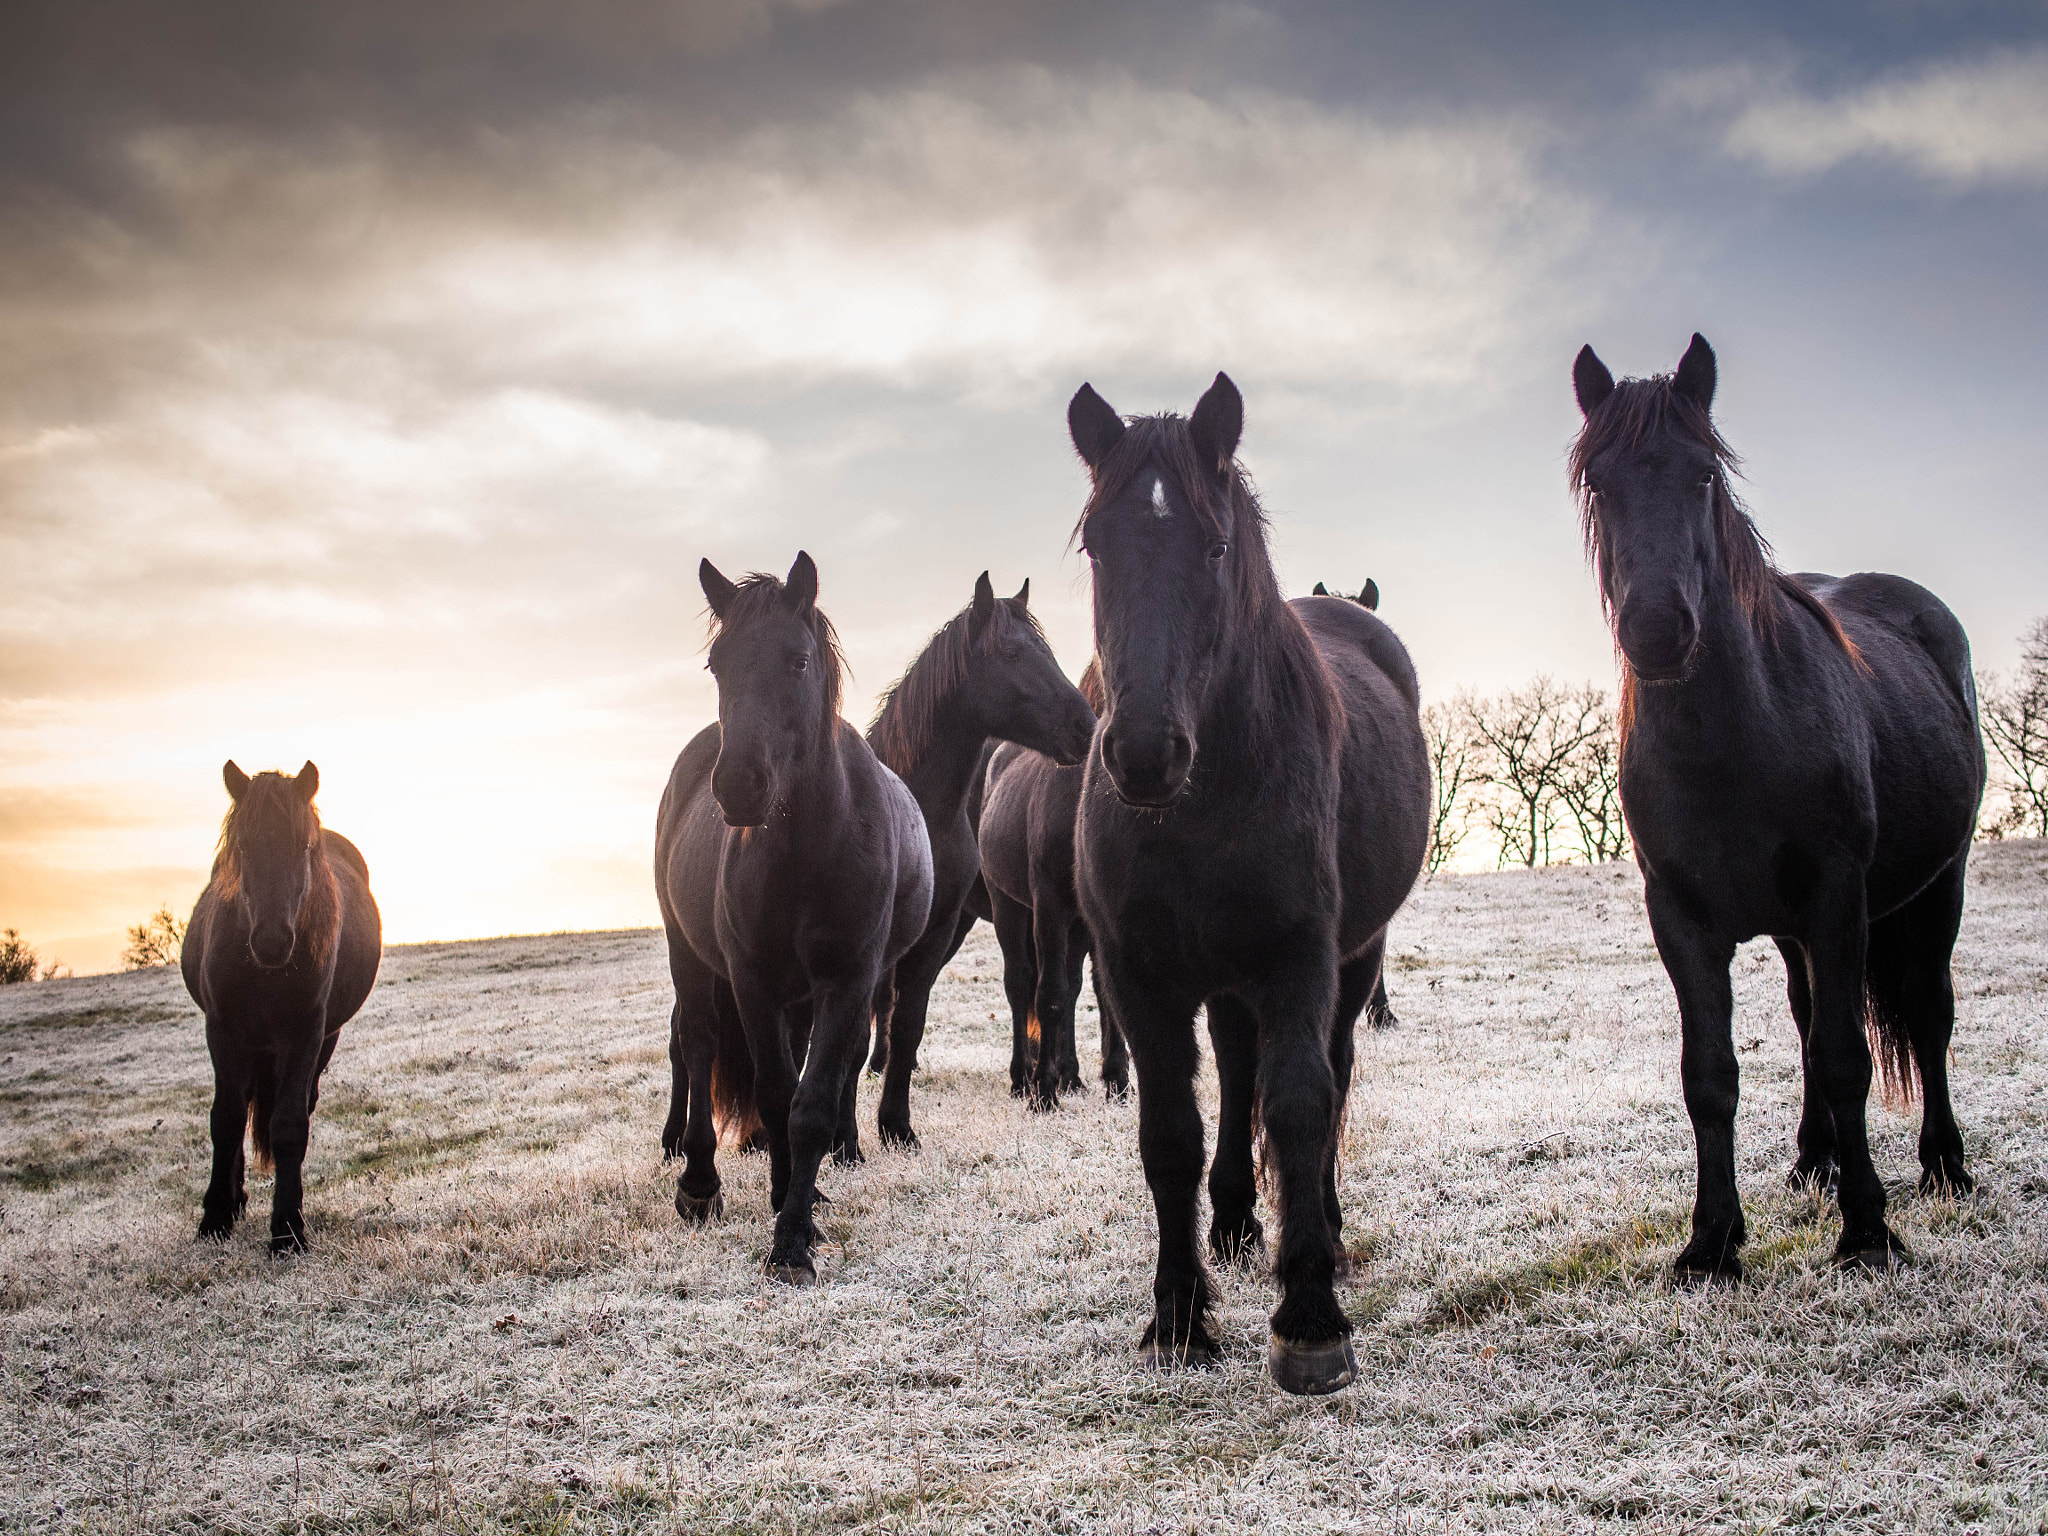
left=297, top=840, right=342, bottom=966
left=893, top=703, right=989, bottom=822
left=1195, top=583, right=1336, bottom=792
left=779, top=718, right=857, bottom=832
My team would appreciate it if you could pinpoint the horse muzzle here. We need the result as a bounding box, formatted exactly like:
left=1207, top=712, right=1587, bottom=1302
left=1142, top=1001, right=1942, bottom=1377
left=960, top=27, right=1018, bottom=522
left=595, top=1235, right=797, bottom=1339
left=247, top=921, right=296, bottom=970
left=1617, top=596, right=1699, bottom=683
left=1101, top=720, right=1194, bottom=807
left=712, top=757, right=776, bottom=828
left=1049, top=700, right=1099, bottom=769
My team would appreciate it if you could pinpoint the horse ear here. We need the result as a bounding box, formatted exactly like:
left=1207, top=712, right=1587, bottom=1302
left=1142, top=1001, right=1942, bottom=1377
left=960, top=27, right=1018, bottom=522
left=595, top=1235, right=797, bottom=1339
left=294, top=761, right=319, bottom=803
left=1361, top=577, right=1380, bottom=610
left=1312, top=582, right=1329, bottom=596
left=223, top=761, right=250, bottom=801
left=970, top=570, right=996, bottom=638
left=1068, top=383, right=1125, bottom=472
left=1674, top=332, right=1716, bottom=412
left=1012, top=577, right=1029, bottom=606
left=784, top=550, right=818, bottom=614
left=1190, top=371, right=1242, bottom=476
left=1573, top=345, right=1615, bottom=417
left=699, top=559, right=739, bottom=620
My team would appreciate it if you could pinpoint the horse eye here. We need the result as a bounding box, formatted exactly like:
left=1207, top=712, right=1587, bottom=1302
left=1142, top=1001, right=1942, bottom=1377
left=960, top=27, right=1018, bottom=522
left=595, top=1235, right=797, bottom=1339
left=791, top=654, right=809, bottom=673
left=1207, top=541, right=1229, bottom=563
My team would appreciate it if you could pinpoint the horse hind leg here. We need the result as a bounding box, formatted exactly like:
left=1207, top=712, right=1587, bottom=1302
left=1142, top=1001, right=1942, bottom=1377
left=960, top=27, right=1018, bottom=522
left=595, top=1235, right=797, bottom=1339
left=1205, top=996, right=1264, bottom=1266
left=1872, top=862, right=1972, bottom=1195
left=990, top=888, right=1038, bottom=1099
left=1777, top=936, right=1839, bottom=1192
left=1324, top=954, right=1377, bottom=1279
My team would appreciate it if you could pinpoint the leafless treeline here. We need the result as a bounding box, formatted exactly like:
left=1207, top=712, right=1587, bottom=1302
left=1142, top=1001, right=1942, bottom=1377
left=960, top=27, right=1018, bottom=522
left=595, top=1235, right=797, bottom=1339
left=1422, top=614, right=2048, bottom=873
left=1422, top=678, right=1628, bottom=872
left=1979, top=615, right=2048, bottom=840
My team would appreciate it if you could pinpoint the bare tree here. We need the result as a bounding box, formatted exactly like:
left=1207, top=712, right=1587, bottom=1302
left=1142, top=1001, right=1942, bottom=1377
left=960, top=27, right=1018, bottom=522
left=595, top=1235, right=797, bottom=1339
left=0, top=930, right=38, bottom=985
left=1465, top=678, right=1607, bottom=868
left=1555, top=689, right=1630, bottom=863
left=1421, top=696, right=1478, bottom=874
left=1979, top=617, right=2048, bottom=839
left=123, top=905, right=187, bottom=970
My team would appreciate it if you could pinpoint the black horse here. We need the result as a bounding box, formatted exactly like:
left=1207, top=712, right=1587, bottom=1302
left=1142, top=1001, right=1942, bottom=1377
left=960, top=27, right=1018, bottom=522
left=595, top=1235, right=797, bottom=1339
left=655, top=552, right=934, bottom=1282
left=842, top=571, right=1095, bottom=1152
left=979, top=661, right=1131, bottom=1107
left=1571, top=334, right=1986, bottom=1278
left=1310, top=579, right=1380, bottom=610
left=1067, top=374, right=1431, bottom=1395
left=182, top=761, right=381, bottom=1253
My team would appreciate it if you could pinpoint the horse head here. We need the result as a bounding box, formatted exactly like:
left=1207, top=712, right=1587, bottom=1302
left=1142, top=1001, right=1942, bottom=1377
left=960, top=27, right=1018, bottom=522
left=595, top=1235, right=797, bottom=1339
left=1070, top=373, right=1254, bottom=807
left=220, top=760, right=323, bottom=969
left=1571, top=333, right=1726, bottom=683
left=699, top=551, right=843, bottom=827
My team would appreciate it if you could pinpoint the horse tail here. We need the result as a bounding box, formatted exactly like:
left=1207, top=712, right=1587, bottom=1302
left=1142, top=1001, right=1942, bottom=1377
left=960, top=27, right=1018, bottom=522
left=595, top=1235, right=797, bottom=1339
left=708, top=979, right=763, bottom=1149
left=1863, top=934, right=1918, bottom=1109
left=247, top=1077, right=277, bottom=1172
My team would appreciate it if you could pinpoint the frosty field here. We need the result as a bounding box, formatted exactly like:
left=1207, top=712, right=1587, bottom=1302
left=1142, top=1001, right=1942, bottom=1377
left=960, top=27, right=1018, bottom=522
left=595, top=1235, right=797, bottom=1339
left=2, top=843, right=2044, bottom=1534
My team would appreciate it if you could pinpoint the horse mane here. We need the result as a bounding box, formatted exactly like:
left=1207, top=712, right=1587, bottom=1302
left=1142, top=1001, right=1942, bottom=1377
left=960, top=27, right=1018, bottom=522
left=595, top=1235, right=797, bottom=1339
left=708, top=572, right=847, bottom=728
left=869, top=595, right=1047, bottom=777
left=1569, top=375, right=1860, bottom=664
left=1078, top=656, right=1106, bottom=714
left=213, top=772, right=339, bottom=967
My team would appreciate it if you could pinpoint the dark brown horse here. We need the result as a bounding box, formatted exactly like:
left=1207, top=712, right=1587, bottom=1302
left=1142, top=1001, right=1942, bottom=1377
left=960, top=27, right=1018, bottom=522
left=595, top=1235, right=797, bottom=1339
left=978, top=661, right=1130, bottom=1107
left=656, top=553, right=934, bottom=1282
left=1571, top=334, right=1985, bottom=1278
left=182, top=762, right=381, bottom=1253
left=855, top=573, right=1096, bottom=1151
left=1068, top=374, right=1431, bottom=1395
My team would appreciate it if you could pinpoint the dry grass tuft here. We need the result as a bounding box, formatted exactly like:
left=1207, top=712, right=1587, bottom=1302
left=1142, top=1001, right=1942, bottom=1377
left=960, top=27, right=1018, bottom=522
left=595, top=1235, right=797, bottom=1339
left=2, top=843, right=2045, bottom=1532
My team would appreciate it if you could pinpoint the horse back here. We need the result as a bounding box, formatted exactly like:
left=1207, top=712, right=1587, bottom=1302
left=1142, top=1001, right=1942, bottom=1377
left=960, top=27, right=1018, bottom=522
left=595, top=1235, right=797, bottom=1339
left=1292, top=596, right=1431, bottom=952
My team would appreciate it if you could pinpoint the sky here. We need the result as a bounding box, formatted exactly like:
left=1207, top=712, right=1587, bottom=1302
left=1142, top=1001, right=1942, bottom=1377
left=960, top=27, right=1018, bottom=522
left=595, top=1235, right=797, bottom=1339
left=2, top=0, right=2044, bottom=972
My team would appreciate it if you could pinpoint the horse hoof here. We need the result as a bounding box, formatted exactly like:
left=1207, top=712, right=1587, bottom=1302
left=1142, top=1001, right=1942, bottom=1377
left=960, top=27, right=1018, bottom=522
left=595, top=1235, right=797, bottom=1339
left=1103, top=1079, right=1130, bottom=1104
left=1268, top=1334, right=1358, bottom=1396
left=1137, top=1336, right=1218, bottom=1371
left=269, top=1231, right=307, bottom=1258
left=675, top=1186, right=724, bottom=1224
left=830, top=1143, right=865, bottom=1168
left=1209, top=1223, right=1266, bottom=1268
left=1331, top=1247, right=1355, bottom=1283
left=1833, top=1233, right=1909, bottom=1273
left=767, top=1260, right=817, bottom=1287
left=1671, top=1245, right=1742, bottom=1286
left=878, top=1123, right=920, bottom=1151
left=1367, top=1009, right=1399, bottom=1031
left=1919, top=1160, right=1974, bottom=1197
left=1787, top=1157, right=1839, bottom=1193
left=196, top=1219, right=233, bottom=1244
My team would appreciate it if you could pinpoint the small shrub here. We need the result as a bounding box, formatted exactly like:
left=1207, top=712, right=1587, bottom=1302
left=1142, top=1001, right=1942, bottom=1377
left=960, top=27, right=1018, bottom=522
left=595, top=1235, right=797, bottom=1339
left=0, top=930, right=38, bottom=985
left=122, top=905, right=187, bottom=970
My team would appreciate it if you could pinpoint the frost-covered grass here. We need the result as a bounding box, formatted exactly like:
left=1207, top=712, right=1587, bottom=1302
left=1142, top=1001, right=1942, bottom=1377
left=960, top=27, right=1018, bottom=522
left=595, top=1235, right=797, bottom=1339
left=2, top=842, right=2044, bottom=1534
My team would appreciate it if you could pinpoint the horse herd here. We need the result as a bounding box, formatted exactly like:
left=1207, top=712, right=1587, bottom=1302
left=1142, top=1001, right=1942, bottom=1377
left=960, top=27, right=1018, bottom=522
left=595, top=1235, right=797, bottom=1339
left=177, top=335, right=1988, bottom=1397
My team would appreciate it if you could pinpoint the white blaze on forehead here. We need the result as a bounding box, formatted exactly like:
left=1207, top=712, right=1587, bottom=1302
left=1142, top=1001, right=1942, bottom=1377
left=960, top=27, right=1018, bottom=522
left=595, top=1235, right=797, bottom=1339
left=1151, top=477, right=1169, bottom=518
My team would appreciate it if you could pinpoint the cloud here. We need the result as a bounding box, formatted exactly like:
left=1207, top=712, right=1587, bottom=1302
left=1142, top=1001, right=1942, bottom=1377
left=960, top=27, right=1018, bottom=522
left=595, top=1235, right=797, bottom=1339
left=1675, top=49, right=2048, bottom=185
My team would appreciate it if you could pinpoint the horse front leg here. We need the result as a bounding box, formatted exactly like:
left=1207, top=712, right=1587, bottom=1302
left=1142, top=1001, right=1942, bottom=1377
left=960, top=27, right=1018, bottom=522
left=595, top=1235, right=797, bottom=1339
left=267, top=1025, right=326, bottom=1256
left=767, top=975, right=877, bottom=1284
left=198, top=1025, right=249, bottom=1242
left=1241, top=943, right=1352, bottom=1395
left=990, top=888, right=1038, bottom=1098
left=1099, top=953, right=1210, bottom=1366
left=1325, top=951, right=1379, bottom=1278
left=1028, top=906, right=1078, bottom=1110
left=1645, top=883, right=1744, bottom=1281
left=1804, top=877, right=1904, bottom=1267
